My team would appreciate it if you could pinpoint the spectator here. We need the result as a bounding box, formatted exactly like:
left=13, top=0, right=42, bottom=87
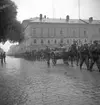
left=3, top=52, right=6, bottom=63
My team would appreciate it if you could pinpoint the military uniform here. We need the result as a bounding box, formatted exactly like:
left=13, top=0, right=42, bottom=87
left=0, top=52, right=3, bottom=66
left=3, top=52, right=6, bottom=63
left=45, top=47, right=51, bottom=67
left=79, top=43, right=90, bottom=70
left=69, top=42, right=78, bottom=66
left=89, top=41, right=100, bottom=72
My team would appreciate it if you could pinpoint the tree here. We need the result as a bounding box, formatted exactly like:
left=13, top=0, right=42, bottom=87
left=0, top=0, right=24, bottom=43
left=6, top=20, right=24, bottom=43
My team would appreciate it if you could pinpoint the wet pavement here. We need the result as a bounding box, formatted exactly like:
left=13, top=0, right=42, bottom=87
left=0, top=56, right=100, bottom=105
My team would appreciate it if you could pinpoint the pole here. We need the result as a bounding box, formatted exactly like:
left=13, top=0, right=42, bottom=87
left=78, top=0, right=80, bottom=43
left=52, top=0, right=54, bottom=18
left=78, top=0, right=80, bottom=19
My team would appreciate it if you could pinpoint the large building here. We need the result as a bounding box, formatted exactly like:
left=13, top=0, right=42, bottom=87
left=22, top=14, right=100, bottom=49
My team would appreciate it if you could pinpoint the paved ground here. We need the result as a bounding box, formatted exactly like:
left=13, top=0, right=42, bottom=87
left=0, top=56, right=100, bottom=105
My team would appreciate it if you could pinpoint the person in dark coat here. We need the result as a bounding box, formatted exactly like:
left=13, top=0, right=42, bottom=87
left=79, top=43, right=90, bottom=70
left=0, top=52, right=4, bottom=66
left=3, top=52, right=6, bottom=63
left=45, top=46, right=51, bottom=67
left=89, top=40, right=100, bottom=72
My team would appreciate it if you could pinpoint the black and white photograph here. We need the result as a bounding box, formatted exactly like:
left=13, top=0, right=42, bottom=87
left=0, top=0, right=100, bottom=105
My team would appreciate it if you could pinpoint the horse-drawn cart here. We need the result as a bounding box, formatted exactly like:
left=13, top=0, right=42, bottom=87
left=51, top=48, right=69, bottom=65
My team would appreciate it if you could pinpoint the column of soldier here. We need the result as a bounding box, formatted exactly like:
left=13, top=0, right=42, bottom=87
left=73, top=40, right=100, bottom=72
left=21, top=40, right=100, bottom=72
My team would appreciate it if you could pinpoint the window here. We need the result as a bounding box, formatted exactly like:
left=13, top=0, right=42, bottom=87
left=73, top=30, right=75, bottom=37
left=33, top=28, right=36, bottom=35
left=48, top=40, right=50, bottom=44
left=60, top=29, right=63, bottom=35
left=85, top=39, right=87, bottom=43
left=84, top=29, right=88, bottom=38
left=34, top=39, right=37, bottom=43
left=84, top=30, right=87, bottom=37
left=60, top=39, right=63, bottom=43
left=84, top=30, right=86, bottom=35
left=54, top=40, right=57, bottom=44
left=73, top=39, right=75, bottom=42
left=67, top=40, right=69, bottom=44
left=41, top=39, right=43, bottom=44
left=99, top=28, right=100, bottom=33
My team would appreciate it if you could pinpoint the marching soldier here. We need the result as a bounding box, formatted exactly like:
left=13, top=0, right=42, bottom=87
left=79, top=43, right=90, bottom=70
left=89, top=40, right=100, bottom=72
left=45, top=46, right=51, bottom=67
left=3, top=51, right=6, bottom=63
left=71, top=40, right=77, bottom=50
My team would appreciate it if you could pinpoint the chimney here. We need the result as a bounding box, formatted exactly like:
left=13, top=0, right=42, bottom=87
left=44, top=15, right=46, bottom=18
left=40, top=14, right=42, bottom=21
left=89, top=17, right=93, bottom=23
left=66, top=15, right=70, bottom=22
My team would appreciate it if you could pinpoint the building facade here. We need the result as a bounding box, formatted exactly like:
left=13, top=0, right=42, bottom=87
left=22, top=15, right=100, bottom=49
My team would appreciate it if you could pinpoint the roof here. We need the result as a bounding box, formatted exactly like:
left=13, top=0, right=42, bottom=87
left=23, top=17, right=100, bottom=25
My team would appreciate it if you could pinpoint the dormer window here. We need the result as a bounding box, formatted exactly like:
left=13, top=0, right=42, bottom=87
left=55, top=40, right=57, bottom=44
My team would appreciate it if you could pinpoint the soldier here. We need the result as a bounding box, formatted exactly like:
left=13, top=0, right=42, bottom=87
left=89, top=40, right=100, bottom=72
left=3, top=51, right=6, bottom=63
left=45, top=46, right=51, bottom=67
left=70, top=41, right=78, bottom=66
left=0, top=52, right=3, bottom=66
left=79, top=43, right=90, bottom=70
left=71, top=41, right=77, bottom=50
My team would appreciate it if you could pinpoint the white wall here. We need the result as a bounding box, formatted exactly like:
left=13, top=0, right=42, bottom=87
left=24, top=22, right=100, bottom=46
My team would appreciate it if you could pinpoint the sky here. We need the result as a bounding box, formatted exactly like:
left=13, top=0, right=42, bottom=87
left=12, top=0, right=100, bottom=22
left=1, top=0, right=100, bottom=52
left=0, top=41, right=18, bottom=52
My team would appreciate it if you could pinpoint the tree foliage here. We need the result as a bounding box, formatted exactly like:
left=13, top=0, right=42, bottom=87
left=6, top=20, right=24, bottom=43
left=0, top=0, right=24, bottom=43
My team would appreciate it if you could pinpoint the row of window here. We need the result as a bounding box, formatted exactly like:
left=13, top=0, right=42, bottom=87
left=32, top=28, right=88, bottom=37
left=33, top=39, right=87, bottom=44
left=34, top=39, right=58, bottom=44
